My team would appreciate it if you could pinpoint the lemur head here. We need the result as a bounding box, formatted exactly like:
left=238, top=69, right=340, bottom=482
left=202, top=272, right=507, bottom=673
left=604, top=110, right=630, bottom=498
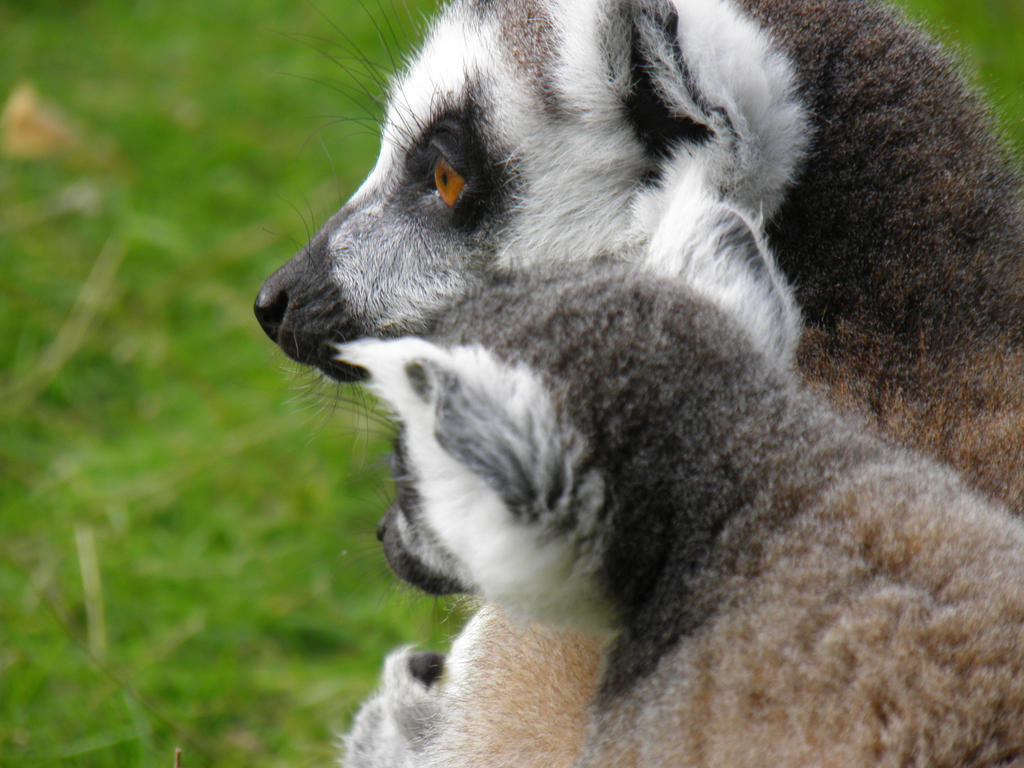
left=254, top=0, right=806, bottom=380
left=337, top=207, right=799, bottom=630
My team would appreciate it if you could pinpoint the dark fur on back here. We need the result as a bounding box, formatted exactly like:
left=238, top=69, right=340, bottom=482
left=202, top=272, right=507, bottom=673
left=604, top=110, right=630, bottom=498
left=427, top=268, right=1024, bottom=765
left=737, top=0, right=1024, bottom=506
left=429, top=267, right=866, bottom=689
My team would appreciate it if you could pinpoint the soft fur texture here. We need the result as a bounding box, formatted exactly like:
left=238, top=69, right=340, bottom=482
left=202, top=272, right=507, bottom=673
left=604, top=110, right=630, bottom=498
left=255, top=0, right=808, bottom=379
left=343, top=266, right=1024, bottom=767
left=343, top=606, right=605, bottom=768
left=738, top=0, right=1024, bottom=508
left=249, top=0, right=1024, bottom=764
left=256, top=0, right=1024, bottom=515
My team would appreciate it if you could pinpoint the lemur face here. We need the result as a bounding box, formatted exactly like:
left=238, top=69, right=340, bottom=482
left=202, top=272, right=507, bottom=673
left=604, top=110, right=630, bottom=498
left=376, top=434, right=472, bottom=597
left=254, top=0, right=806, bottom=381
left=341, top=334, right=615, bottom=628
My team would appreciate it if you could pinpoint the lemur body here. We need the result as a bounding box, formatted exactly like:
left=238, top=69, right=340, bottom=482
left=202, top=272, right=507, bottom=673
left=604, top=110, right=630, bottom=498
left=341, top=257, right=1024, bottom=766
left=250, top=0, right=1024, bottom=763
left=743, top=0, right=1024, bottom=506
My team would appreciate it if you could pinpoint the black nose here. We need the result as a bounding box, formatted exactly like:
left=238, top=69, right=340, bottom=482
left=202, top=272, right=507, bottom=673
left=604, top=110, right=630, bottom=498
left=408, top=651, right=445, bottom=688
left=376, top=511, right=390, bottom=542
left=254, top=279, right=289, bottom=343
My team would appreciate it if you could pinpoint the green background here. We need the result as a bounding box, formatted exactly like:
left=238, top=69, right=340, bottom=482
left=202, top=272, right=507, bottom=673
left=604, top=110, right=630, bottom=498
left=1, top=0, right=1021, bottom=765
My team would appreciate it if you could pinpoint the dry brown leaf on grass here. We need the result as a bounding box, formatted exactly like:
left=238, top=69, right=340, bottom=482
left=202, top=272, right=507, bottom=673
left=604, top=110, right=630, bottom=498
left=2, top=81, right=82, bottom=158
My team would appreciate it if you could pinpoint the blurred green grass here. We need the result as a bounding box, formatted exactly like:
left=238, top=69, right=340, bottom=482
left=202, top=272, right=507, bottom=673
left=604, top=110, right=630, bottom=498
left=0, top=0, right=1021, bottom=766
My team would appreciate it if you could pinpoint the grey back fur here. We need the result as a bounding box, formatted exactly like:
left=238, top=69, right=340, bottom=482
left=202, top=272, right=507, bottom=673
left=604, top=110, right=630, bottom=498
left=350, top=266, right=1024, bottom=766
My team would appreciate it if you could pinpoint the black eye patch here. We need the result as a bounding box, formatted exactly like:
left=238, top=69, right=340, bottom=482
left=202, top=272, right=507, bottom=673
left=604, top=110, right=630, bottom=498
left=399, top=88, right=512, bottom=230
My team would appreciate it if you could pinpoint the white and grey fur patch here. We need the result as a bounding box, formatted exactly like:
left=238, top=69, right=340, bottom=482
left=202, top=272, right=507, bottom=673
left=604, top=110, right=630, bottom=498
left=255, top=0, right=807, bottom=377
left=341, top=646, right=444, bottom=768
left=339, top=337, right=613, bottom=629
left=636, top=162, right=800, bottom=362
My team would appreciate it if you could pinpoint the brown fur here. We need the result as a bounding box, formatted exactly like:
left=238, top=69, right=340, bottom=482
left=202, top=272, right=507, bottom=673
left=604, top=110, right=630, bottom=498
left=476, top=0, right=563, bottom=110
left=580, top=465, right=1024, bottom=766
left=801, top=328, right=1024, bottom=508
left=438, top=607, right=604, bottom=767
left=738, top=0, right=1024, bottom=511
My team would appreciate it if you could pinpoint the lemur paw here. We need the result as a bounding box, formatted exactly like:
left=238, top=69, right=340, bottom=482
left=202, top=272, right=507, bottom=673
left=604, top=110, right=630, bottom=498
left=341, top=647, right=445, bottom=768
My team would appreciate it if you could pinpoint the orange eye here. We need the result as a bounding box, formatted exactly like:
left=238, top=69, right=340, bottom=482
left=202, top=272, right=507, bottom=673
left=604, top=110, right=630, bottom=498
left=434, top=157, right=466, bottom=207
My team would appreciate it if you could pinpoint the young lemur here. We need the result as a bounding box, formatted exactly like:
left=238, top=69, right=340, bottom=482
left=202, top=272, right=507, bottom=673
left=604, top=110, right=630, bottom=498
left=251, top=0, right=1024, bottom=762
left=340, top=211, right=1024, bottom=766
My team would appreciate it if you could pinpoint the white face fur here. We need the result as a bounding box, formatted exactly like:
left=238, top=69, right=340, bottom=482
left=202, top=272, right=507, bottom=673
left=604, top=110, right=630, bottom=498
left=254, top=0, right=806, bottom=379
left=369, top=0, right=808, bottom=271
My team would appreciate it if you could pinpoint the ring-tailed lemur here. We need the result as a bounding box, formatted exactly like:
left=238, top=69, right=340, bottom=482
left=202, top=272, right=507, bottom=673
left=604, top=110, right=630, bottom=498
left=343, top=195, right=795, bottom=768
left=250, top=0, right=1024, bottom=763
left=255, top=0, right=1024, bottom=507
left=339, top=224, right=1024, bottom=766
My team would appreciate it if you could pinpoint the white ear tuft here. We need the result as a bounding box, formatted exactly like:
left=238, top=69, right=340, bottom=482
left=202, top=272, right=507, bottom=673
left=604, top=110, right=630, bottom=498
left=334, top=337, right=455, bottom=421
left=341, top=338, right=612, bottom=628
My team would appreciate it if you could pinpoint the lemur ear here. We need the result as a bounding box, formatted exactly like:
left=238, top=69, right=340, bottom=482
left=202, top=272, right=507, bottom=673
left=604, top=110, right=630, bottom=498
left=336, top=339, right=577, bottom=519
left=614, top=0, right=808, bottom=211
left=429, top=358, right=576, bottom=520
left=334, top=336, right=453, bottom=420
left=621, top=0, right=716, bottom=165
